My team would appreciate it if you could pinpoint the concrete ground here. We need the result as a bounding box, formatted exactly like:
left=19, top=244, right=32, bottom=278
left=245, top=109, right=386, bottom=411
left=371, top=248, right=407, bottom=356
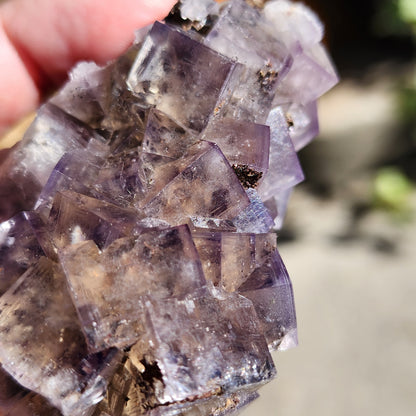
left=243, top=74, right=416, bottom=415
left=243, top=188, right=416, bottom=416
left=243, top=190, right=416, bottom=416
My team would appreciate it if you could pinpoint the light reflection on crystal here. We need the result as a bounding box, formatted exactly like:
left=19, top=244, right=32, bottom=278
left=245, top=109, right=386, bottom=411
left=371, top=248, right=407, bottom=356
left=0, top=1, right=338, bottom=414
left=127, top=21, right=236, bottom=132
left=0, top=258, right=120, bottom=415
left=60, top=225, right=206, bottom=351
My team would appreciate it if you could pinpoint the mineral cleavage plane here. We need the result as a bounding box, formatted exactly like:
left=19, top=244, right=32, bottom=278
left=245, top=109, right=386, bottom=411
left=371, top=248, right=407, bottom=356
left=0, top=1, right=338, bottom=415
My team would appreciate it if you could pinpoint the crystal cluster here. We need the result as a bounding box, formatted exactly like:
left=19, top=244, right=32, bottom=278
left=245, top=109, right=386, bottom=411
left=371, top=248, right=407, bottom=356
left=0, top=1, right=337, bottom=415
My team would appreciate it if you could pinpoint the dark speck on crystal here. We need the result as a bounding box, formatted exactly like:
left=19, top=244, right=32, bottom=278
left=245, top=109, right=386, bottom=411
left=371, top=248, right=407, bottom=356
left=285, top=113, right=294, bottom=128
left=232, top=164, right=263, bottom=189
left=0, top=1, right=338, bottom=415
left=257, top=63, right=279, bottom=93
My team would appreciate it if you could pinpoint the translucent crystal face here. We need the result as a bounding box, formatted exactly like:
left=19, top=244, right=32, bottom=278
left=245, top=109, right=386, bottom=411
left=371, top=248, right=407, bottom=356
left=0, top=258, right=121, bottom=415
left=60, top=226, right=207, bottom=351
left=127, top=22, right=237, bottom=132
left=0, top=1, right=338, bottom=415
left=0, top=212, right=47, bottom=296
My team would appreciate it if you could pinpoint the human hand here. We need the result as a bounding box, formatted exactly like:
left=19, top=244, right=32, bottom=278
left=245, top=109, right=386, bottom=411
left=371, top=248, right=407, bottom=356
left=0, top=0, right=176, bottom=135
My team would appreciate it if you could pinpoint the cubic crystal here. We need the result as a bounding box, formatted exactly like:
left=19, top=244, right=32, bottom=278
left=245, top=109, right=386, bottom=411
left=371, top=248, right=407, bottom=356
left=0, top=1, right=339, bottom=414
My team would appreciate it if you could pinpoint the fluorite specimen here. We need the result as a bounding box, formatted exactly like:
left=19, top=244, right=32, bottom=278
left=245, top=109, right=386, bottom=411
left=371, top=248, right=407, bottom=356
left=0, top=1, right=338, bottom=415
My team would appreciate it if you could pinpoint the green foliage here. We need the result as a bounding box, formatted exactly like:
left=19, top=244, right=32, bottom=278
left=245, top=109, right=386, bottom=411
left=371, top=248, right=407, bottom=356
left=373, top=0, right=416, bottom=37
left=399, top=83, right=416, bottom=143
left=398, top=0, right=416, bottom=27
left=372, top=167, right=414, bottom=219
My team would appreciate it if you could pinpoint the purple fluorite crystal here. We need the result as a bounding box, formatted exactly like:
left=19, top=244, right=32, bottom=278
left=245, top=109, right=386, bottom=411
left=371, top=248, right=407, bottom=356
left=0, top=1, right=338, bottom=415
left=0, top=258, right=121, bottom=415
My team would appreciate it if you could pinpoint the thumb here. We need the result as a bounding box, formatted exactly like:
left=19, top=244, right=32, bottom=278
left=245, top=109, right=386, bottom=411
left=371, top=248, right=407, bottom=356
left=0, top=0, right=176, bottom=135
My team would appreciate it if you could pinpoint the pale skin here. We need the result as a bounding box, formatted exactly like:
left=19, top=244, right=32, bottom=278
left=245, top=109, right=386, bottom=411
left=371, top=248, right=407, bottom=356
left=0, top=0, right=177, bottom=135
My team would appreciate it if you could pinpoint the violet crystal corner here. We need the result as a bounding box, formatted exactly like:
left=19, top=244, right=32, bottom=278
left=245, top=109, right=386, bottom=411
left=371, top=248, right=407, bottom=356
left=0, top=1, right=338, bottom=415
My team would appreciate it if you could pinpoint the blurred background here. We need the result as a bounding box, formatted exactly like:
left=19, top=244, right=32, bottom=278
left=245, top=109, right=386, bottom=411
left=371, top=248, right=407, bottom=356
left=245, top=0, right=416, bottom=415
